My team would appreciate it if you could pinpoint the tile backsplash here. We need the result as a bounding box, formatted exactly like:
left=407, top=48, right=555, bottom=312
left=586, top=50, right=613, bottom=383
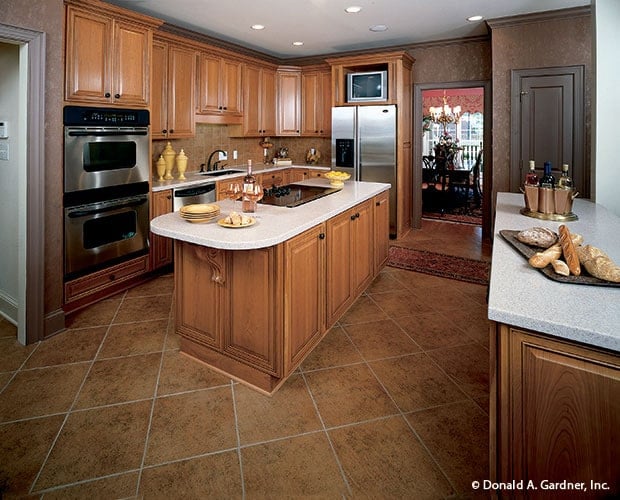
left=152, top=124, right=331, bottom=178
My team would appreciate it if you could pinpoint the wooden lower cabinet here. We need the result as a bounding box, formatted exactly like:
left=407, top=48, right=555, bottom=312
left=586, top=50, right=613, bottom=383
left=373, top=190, right=390, bottom=273
left=326, top=199, right=373, bottom=327
left=175, top=195, right=386, bottom=394
left=150, top=189, right=173, bottom=270
left=491, top=323, right=620, bottom=495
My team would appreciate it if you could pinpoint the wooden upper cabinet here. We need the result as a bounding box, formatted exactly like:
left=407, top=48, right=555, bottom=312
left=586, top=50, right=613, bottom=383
left=151, top=37, right=196, bottom=139
left=197, top=53, right=243, bottom=116
left=301, top=69, right=331, bottom=137
left=65, top=3, right=156, bottom=107
left=240, top=64, right=276, bottom=137
left=276, top=67, right=301, bottom=136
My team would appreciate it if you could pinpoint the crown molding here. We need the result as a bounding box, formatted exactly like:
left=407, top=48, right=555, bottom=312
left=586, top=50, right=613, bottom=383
left=486, top=6, right=591, bottom=30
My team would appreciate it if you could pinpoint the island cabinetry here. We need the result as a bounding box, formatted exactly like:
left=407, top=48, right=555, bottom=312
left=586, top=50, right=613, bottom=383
left=197, top=53, right=243, bottom=119
left=301, top=68, right=332, bottom=137
left=492, top=324, right=620, bottom=490
left=232, top=64, right=276, bottom=137
left=176, top=243, right=283, bottom=380
left=64, top=1, right=160, bottom=106
left=284, top=224, right=326, bottom=371
left=326, top=199, right=373, bottom=327
left=373, top=190, right=390, bottom=273
left=150, top=189, right=173, bottom=270
left=151, top=36, right=197, bottom=139
left=276, top=67, right=302, bottom=136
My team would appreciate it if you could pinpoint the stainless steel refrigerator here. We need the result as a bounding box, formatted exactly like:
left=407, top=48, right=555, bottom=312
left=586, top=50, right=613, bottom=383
left=331, top=105, right=397, bottom=236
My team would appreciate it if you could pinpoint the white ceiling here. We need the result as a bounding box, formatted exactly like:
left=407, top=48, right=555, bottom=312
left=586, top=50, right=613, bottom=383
left=106, top=0, right=590, bottom=59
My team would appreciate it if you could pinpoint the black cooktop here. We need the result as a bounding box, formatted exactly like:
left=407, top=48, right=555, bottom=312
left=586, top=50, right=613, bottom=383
left=260, top=184, right=341, bottom=208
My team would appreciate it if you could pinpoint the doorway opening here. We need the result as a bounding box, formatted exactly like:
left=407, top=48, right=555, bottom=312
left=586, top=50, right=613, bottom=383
left=412, top=81, right=492, bottom=238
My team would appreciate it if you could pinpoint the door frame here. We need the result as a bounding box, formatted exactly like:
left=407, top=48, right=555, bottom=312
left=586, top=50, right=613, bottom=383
left=0, top=24, right=46, bottom=345
left=510, top=65, right=585, bottom=194
left=412, top=80, right=492, bottom=238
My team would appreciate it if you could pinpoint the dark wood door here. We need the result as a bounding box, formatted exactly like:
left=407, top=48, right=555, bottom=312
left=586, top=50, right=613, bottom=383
left=511, top=66, right=585, bottom=193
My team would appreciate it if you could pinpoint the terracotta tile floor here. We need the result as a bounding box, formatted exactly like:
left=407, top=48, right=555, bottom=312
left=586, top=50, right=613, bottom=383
left=0, top=221, right=493, bottom=498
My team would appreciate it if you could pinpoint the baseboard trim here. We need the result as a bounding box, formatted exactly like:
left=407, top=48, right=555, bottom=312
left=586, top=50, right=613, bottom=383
left=44, top=308, right=66, bottom=339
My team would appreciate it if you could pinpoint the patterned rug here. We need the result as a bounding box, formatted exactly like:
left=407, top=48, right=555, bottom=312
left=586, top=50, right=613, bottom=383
left=422, top=210, right=482, bottom=226
left=387, top=246, right=490, bottom=285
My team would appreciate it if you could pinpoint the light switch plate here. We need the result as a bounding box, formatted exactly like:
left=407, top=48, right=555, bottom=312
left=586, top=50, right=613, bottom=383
left=0, top=142, right=9, bottom=161
left=219, top=151, right=228, bottom=161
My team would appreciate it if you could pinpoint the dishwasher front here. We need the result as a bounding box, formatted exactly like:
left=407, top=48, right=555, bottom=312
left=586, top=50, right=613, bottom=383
left=173, top=183, right=217, bottom=211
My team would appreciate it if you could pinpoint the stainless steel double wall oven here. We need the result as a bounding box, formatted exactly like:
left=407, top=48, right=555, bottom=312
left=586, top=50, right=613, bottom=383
left=63, top=106, right=151, bottom=279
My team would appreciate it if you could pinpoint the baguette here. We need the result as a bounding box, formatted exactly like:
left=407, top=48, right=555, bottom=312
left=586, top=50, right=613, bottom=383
left=576, top=245, right=620, bottom=282
left=528, top=244, right=562, bottom=268
left=558, top=225, right=581, bottom=276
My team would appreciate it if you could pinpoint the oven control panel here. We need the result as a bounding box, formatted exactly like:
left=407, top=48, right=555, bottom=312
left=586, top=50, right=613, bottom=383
left=63, top=106, right=150, bottom=127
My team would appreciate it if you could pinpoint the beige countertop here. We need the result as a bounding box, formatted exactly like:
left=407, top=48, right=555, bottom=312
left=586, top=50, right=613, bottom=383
left=150, top=179, right=389, bottom=250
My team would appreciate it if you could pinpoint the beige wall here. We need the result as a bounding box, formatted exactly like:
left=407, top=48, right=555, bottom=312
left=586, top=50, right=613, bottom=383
left=490, top=14, right=592, bottom=200
left=1, top=0, right=65, bottom=336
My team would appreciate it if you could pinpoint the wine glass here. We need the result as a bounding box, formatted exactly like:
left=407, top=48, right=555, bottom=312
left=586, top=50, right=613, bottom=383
left=225, top=182, right=241, bottom=211
left=243, top=184, right=264, bottom=213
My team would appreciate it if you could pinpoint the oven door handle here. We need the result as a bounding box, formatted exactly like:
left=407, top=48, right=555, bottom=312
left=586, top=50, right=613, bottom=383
left=67, top=197, right=147, bottom=218
left=67, top=130, right=148, bottom=137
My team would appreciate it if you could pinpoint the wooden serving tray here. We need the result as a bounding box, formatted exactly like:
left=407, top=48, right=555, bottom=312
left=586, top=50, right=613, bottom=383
left=499, top=230, right=620, bottom=287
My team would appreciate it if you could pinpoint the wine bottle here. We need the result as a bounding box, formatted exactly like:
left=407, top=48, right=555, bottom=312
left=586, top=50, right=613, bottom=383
left=557, top=163, right=573, bottom=190
left=539, top=161, right=555, bottom=189
left=241, top=160, right=257, bottom=213
left=525, top=160, right=539, bottom=187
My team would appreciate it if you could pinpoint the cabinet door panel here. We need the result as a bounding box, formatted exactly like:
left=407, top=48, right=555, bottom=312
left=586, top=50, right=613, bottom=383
left=150, top=40, right=168, bottom=138
left=222, top=59, right=243, bottom=115
left=225, top=248, right=281, bottom=376
left=353, top=200, right=374, bottom=294
left=277, top=70, right=301, bottom=136
left=167, top=45, right=196, bottom=137
left=198, top=54, right=222, bottom=114
left=373, top=191, right=390, bottom=273
left=113, top=21, right=150, bottom=106
left=285, top=225, right=325, bottom=370
left=65, top=9, right=112, bottom=102
left=261, top=68, right=277, bottom=136
left=326, top=212, right=353, bottom=326
left=243, top=65, right=261, bottom=135
left=520, top=341, right=619, bottom=486
left=150, top=190, right=173, bottom=270
left=301, top=72, right=320, bottom=136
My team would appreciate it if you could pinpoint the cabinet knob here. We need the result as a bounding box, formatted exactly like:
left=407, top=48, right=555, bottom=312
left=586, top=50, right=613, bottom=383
left=169, top=129, right=174, bottom=134
left=350, top=215, right=356, bottom=221
left=114, top=93, right=120, bottom=99
left=319, top=233, right=325, bottom=239
left=166, top=195, right=172, bottom=200
left=104, top=92, right=111, bottom=98
left=109, top=274, right=116, bottom=281
left=356, top=212, right=360, bottom=218
left=162, top=129, right=167, bottom=134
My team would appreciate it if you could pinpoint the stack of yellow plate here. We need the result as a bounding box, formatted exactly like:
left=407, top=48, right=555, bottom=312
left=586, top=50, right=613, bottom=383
left=179, top=203, right=221, bottom=223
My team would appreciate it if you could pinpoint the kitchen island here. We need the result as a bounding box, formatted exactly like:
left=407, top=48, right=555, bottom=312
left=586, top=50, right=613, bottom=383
left=151, top=180, right=390, bottom=394
left=488, top=192, right=619, bottom=494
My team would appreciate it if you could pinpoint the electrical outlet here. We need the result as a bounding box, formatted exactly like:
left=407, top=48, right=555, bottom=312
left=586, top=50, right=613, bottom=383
left=219, top=151, right=228, bottom=161
left=233, top=150, right=238, bottom=160
left=0, top=142, right=9, bottom=161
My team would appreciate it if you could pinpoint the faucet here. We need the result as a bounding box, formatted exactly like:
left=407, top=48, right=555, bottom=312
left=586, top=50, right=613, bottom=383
left=205, top=149, right=227, bottom=172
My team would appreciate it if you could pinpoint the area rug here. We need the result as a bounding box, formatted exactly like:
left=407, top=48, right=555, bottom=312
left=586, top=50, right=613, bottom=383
left=422, top=210, right=482, bottom=226
left=387, top=246, right=490, bottom=285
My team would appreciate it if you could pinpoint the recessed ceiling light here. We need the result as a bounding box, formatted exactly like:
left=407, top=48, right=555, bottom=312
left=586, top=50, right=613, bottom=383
left=251, top=24, right=265, bottom=30
left=292, top=41, right=304, bottom=46
left=345, top=6, right=362, bottom=13
left=467, top=15, right=483, bottom=22
left=369, top=25, right=388, bottom=32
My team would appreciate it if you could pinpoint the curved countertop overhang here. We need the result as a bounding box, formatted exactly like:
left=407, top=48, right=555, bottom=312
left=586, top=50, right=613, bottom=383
left=150, top=180, right=390, bottom=250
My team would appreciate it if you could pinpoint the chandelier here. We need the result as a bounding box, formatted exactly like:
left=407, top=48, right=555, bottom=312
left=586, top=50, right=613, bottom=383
left=429, top=92, right=461, bottom=135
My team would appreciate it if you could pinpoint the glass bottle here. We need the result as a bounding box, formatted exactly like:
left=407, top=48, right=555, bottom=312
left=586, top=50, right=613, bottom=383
left=557, top=163, right=573, bottom=190
left=525, top=160, right=539, bottom=187
left=539, top=161, right=555, bottom=189
left=241, top=160, right=257, bottom=213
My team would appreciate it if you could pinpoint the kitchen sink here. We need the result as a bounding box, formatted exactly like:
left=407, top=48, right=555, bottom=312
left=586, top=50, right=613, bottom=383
left=199, top=169, right=245, bottom=177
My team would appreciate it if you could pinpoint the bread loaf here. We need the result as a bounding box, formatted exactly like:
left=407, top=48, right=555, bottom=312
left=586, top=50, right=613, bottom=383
left=516, top=227, right=558, bottom=248
left=576, top=245, right=620, bottom=282
left=528, top=244, right=562, bottom=268
left=551, top=259, right=570, bottom=276
left=558, top=225, right=581, bottom=276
